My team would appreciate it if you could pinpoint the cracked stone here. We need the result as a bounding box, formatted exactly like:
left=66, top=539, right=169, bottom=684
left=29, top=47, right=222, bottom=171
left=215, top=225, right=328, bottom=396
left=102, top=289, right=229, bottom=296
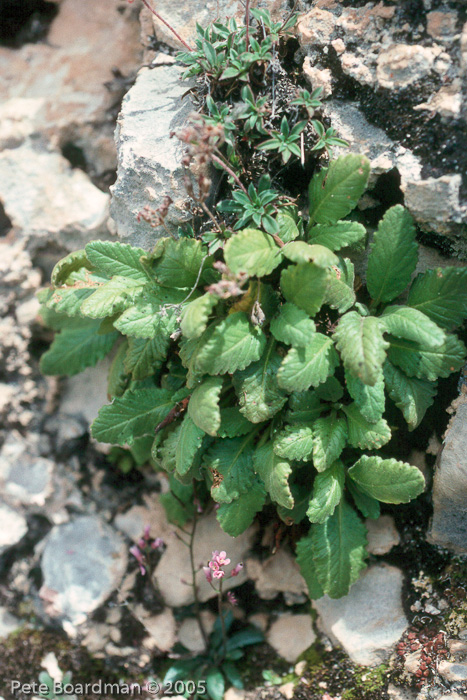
left=438, top=659, right=467, bottom=682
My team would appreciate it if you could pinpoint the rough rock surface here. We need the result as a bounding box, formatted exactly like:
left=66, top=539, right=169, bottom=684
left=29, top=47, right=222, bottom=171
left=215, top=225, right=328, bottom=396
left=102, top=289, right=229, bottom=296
left=366, top=515, right=400, bottom=556
left=39, top=516, right=128, bottom=625
left=0, top=503, right=28, bottom=555
left=0, top=431, right=55, bottom=507
left=111, top=65, right=195, bottom=246
left=428, top=396, right=467, bottom=553
left=0, top=607, right=21, bottom=639
left=314, top=564, right=408, bottom=666
left=154, top=510, right=255, bottom=606
left=246, top=549, right=308, bottom=602
left=266, top=614, right=316, bottom=663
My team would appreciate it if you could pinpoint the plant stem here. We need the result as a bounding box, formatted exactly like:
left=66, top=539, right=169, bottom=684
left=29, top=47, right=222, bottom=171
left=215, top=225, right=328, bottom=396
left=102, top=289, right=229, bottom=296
left=212, top=153, right=248, bottom=195
left=245, top=0, right=251, bottom=50
left=218, top=580, right=227, bottom=659
left=140, top=0, right=193, bottom=52
left=189, top=507, right=209, bottom=650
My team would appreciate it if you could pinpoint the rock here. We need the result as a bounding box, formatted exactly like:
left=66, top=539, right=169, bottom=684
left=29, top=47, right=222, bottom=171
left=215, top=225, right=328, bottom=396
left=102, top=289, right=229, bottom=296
left=114, top=493, right=173, bottom=543
left=302, top=58, right=333, bottom=98
left=428, top=397, right=467, bottom=554
left=149, top=0, right=290, bottom=49
left=178, top=611, right=216, bottom=652
left=266, top=614, right=316, bottom=663
left=426, top=11, right=458, bottom=43
left=224, top=690, right=246, bottom=700
left=59, top=358, right=111, bottom=428
left=111, top=65, right=195, bottom=247
left=246, top=549, right=307, bottom=601
left=154, top=510, right=255, bottom=607
left=438, top=660, right=467, bottom=682
left=0, top=431, right=54, bottom=507
left=0, top=141, right=109, bottom=251
left=248, top=613, right=269, bottom=633
left=438, top=695, right=465, bottom=700
left=414, top=82, right=462, bottom=119
left=0, top=502, right=28, bottom=554
left=376, top=45, right=438, bottom=90
left=297, top=9, right=336, bottom=47
left=387, top=685, right=417, bottom=700
left=0, top=0, right=142, bottom=174
left=340, top=52, right=375, bottom=86
left=278, top=682, right=295, bottom=699
left=0, top=607, right=21, bottom=639
left=401, top=174, right=465, bottom=236
left=314, top=564, right=408, bottom=666
left=366, top=515, right=400, bottom=556
left=39, top=516, right=127, bottom=625
left=132, top=606, right=176, bottom=653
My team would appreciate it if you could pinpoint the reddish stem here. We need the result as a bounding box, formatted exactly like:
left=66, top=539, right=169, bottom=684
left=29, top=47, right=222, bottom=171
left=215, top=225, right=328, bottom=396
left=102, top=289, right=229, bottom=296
left=140, top=0, right=193, bottom=52
left=212, top=154, right=248, bottom=195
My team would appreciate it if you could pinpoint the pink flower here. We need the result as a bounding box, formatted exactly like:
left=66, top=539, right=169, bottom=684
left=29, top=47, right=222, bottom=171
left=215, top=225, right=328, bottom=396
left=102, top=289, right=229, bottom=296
left=217, top=551, right=231, bottom=566
left=151, top=537, right=164, bottom=550
left=230, top=562, right=243, bottom=577
left=203, top=566, right=213, bottom=583
left=143, top=524, right=151, bottom=540
left=129, top=545, right=146, bottom=576
left=212, top=569, right=225, bottom=579
left=227, top=591, right=238, bottom=606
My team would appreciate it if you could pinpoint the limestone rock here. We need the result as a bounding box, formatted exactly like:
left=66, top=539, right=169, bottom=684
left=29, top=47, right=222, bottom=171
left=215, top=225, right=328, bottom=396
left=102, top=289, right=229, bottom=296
left=366, top=516, right=400, bottom=556
left=114, top=493, right=173, bottom=543
left=303, top=58, right=333, bottom=98
left=40, top=516, right=127, bottom=625
left=59, top=358, right=112, bottom=429
left=132, top=606, right=177, bottom=653
left=266, top=614, right=316, bottom=663
left=111, top=65, right=195, bottom=247
left=438, top=659, right=467, bottom=682
left=401, top=174, right=465, bottom=235
left=314, top=564, right=408, bottom=666
left=376, top=45, right=438, bottom=90
left=154, top=510, right=255, bottom=606
left=0, top=431, right=54, bottom=507
left=0, top=142, right=109, bottom=251
left=387, top=685, right=417, bottom=700
left=428, top=397, right=467, bottom=554
left=178, top=611, right=216, bottom=652
left=246, top=549, right=307, bottom=601
left=297, top=9, right=336, bottom=47
left=0, top=607, right=21, bottom=639
left=426, top=11, right=458, bottom=43
left=0, top=503, right=28, bottom=554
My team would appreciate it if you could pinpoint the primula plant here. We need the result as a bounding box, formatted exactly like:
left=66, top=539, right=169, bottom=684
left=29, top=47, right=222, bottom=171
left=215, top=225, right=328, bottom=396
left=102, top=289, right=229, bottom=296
left=38, top=152, right=467, bottom=599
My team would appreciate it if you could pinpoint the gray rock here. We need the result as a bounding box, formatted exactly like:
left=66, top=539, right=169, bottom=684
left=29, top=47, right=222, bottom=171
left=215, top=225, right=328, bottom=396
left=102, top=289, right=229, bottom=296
left=0, top=607, right=21, bottom=639
left=438, top=659, right=467, bottom=682
left=387, top=685, right=417, bottom=700
left=110, top=65, right=194, bottom=247
left=428, top=397, right=467, bottom=553
left=0, top=141, right=109, bottom=252
left=59, top=358, right=111, bottom=428
left=376, top=45, right=438, bottom=90
left=246, top=549, right=307, bottom=601
left=266, top=614, right=316, bottom=663
left=366, top=515, right=400, bottom=556
left=154, top=510, right=255, bottom=607
left=314, top=564, right=408, bottom=667
left=40, top=516, right=127, bottom=625
left=0, top=432, right=54, bottom=507
left=0, top=503, right=28, bottom=554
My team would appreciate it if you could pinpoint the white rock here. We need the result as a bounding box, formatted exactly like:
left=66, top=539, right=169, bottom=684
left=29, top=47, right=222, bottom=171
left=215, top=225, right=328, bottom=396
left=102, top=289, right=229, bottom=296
left=340, top=53, right=375, bottom=86
left=297, top=9, right=336, bottom=47
left=266, top=614, right=316, bottom=663
left=366, top=516, right=400, bottom=556
left=223, top=689, right=246, bottom=700
left=0, top=142, right=109, bottom=251
left=0, top=607, right=21, bottom=639
left=387, top=684, right=417, bottom=700
left=0, top=502, right=28, bottom=553
left=376, top=45, right=437, bottom=89
left=178, top=611, right=216, bottom=652
left=0, top=432, right=54, bottom=507
left=40, top=516, right=127, bottom=625
left=248, top=613, right=269, bottom=633
left=279, top=682, right=295, bottom=699
left=59, top=358, right=111, bottom=428
left=154, top=510, right=256, bottom=607
left=426, top=11, right=458, bottom=43
left=303, top=58, right=333, bottom=98
left=246, top=549, right=307, bottom=601
left=110, top=65, right=195, bottom=247
left=114, top=493, right=173, bottom=543
left=133, top=606, right=177, bottom=653
left=438, top=660, right=467, bottom=682
left=314, top=564, right=408, bottom=666
left=402, top=174, right=465, bottom=234
left=428, top=397, right=467, bottom=553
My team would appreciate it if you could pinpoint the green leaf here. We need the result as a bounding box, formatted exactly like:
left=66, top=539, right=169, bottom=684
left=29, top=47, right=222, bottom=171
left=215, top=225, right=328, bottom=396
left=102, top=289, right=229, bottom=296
left=188, top=377, right=223, bottom=436
left=323, top=258, right=356, bottom=313
left=387, top=334, right=466, bottom=381
left=309, top=154, right=370, bottom=225
left=270, top=303, right=316, bottom=348
left=222, top=662, right=244, bottom=690
left=349, top=455, right=425, bottom=504
left=107, top=341, right=130, bottom=398
left=347, top=479, right=381, bottom=519
left=366, top=205, right=417, bottom=305
left=308, top=221, right=367, bottom=251
left=274, top=424, right=314, bottom=462
left=218, top=407, right=253, bottom=438
left=282, top=242, right=338, bottom=268
left=157, top=426, right=179, bottom=473
left=312, top=414, right=348, bottom=472
left=307, top=460, right=345, bottom=523
left=311, top=500, right=367, bottom=598
left=280, top=263, right=328, bottom=316
left=159, top=475, right=195, bottom=526
left=342, top=403, right=391, bottom=450
left=277, top=334, right=339, bottom=392
left=196, top=312, right=266, bottom=375
left=231, top=343, right=286, bottom=426
left=180, top=292, right=218, bottom=339
left=153, top=238, right=209, bottom=288
left=334, top=311, right=388, bottom=386
left=345, top=368, right=385, bottom=423
left=40, top=319, right=118, bottom=376
left=277, top=211, right=299, bottom=242
left=80, top=276, right=144, bottom=319
left=113, top=289, right=183, bottom=338
left=175, top=414, right=205, bottom=475
left=91, top=387, right=174, bottom=445
left=296, top=533, right=325, bottom=600
left=46, top=269, right=107, bottom=316
left=224, top=228, right=281, bottom=277
left=380, top=306, right=446, bottom=349
left=407, top=267, right=467, bottom=330
left=277, top=483, right=312, bottom=525
left=163, top=659, right=198, bottom=685
left=254, top=442, right=293, bottom=509
left=85, top=241, right=150, bottom=283
left=383, top=361, right=437, bottom=430
left=216, top=477, right=266, bottom=536
left=51, top=249, right=93, bottom=286
left=226, top=627, right=264, bottom=651
left=287, top=391, right=323, bottom=423
left=124, top=336, right=165, bottom=380
left=315, top=376, right=344, bottom=402
left=206, top=436, right=256, bottom=503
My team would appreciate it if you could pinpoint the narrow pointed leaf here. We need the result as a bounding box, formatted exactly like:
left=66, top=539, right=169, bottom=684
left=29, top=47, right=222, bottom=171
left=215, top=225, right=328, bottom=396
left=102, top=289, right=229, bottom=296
left=387, top=334, right=466, bottom=381
left=345, top=368, right=385, bottom=424
left=40, top=319, right=117, bottom=376
left=175, top=414, right=205, bottom=476
left=296, top=533, right=325, bottom=600
left=380, top=306, right=445, bottom=349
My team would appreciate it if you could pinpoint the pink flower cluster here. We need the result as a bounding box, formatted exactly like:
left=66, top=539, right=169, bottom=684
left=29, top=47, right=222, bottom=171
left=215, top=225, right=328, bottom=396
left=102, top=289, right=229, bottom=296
left=203, top=551, right=243, bottom=583
left=130, top=525, right=164, bottom=576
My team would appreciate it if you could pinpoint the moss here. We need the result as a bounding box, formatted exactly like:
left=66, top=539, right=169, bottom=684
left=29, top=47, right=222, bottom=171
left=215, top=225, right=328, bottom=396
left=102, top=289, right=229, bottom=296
left=341, top=664, right=389, bottom=700
left=296, top=643, right=324, bottom=668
